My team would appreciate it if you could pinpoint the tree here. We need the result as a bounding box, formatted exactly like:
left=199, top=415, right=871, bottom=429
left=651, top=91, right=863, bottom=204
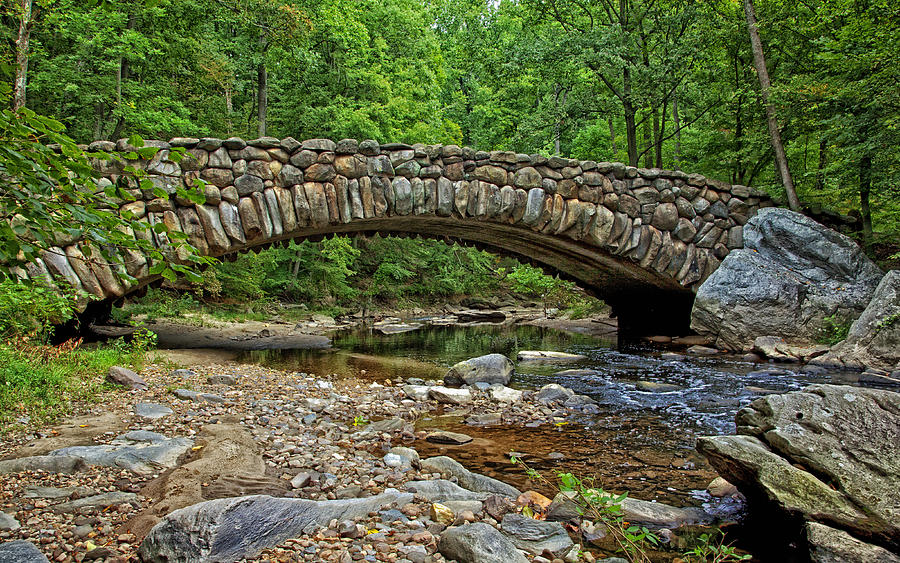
left=12, top=0, right=32, bottom=110
left=0, top=85, right=209, bottom=284
left=743, top=0, right=800, bottom=211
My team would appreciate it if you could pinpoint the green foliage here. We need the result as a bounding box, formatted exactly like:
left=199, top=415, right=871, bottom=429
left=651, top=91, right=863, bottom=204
left=683, top=530, right=752, bottom=563
left=505, top=263, right=575, bottom=314
left=511, top=456, right=658, bottom=562
left=0, top=280, right=77, bottom=341
left=818, top=313, right=852, bottom=346
left=0, top=338, right=147, bottom=431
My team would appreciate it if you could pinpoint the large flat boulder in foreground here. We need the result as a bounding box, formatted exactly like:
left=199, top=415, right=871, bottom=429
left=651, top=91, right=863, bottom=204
left=139, top=491, right=411, bottom=562
left=690, top=208, right=882, bottom=350
left=697, top=384, right=900, bottom=553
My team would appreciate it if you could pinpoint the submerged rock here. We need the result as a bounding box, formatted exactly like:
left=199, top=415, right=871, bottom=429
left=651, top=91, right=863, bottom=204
left=691, top=208, right=883, bottom=350
left=697, top=384, right=900, bottom=551
left=138, top=491, right=411, bottom=562
left=425, top=431, right=473, bottom=445
left=444, top=354, right=514, bottom=387
left=517, top=350, right=587, bottom=363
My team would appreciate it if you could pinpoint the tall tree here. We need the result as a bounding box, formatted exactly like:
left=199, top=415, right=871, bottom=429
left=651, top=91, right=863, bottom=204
left=743, top=0, right=800, bottom=211
left=13, top=0, right=33, bottom=110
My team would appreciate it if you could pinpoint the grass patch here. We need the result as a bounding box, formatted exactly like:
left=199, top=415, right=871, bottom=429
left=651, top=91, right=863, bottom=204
left=0, top=338, right=147, bottom=432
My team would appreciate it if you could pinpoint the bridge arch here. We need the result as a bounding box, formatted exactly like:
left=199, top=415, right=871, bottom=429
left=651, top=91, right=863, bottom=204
left=29, top=136, right=776, bottom=335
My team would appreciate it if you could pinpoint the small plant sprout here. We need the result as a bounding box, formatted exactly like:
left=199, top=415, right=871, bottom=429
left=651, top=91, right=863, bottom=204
left=510, top=456, right=659, bottom=563
left=683, top=529, right=752, bottom=562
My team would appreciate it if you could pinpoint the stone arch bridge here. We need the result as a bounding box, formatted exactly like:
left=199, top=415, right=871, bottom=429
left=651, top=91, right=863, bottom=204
left=26, top=136, right=775, bottom=335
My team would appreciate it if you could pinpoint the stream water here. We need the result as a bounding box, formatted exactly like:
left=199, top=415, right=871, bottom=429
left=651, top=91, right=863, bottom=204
left=224, top=323, right=862, bottom=560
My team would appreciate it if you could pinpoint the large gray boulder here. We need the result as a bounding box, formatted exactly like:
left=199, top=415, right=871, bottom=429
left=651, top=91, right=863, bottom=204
left=806, top=522, right=900, bottom=563
left=697, top=384, right=900, bottom=552
left=0, top=540, right=49, bottom=563
left=691, top=208, right=883, bottom=350
left=444, top=354, right=514, bottom=387
left=139, top=491, right=411, bottom=562
left=438, top=522, right=529, bottom=563
left=816, top=270, right=900, bottom=371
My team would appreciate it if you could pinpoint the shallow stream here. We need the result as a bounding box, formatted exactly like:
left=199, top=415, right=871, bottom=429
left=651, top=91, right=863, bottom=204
left=234, top=324, right=857, bottom=549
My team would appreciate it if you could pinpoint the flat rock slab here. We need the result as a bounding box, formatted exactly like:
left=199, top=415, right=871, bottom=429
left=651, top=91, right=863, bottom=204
left=635, top=381, right=682, bottom=393
left=486, top=385, right=523, bottom=403
left=420, top=457, right=521, bottom=498
left=138, top=491, right=411, bottom=562
left=517, top=350, right=587, bottom=362
left=0, top=455, right=85, bottom=475
left=428, top=386, right=472, bottom=405
left=621, top=498, right=713, bottom=529
left=698, top=384, right=900, bottom=550
left=21, top=486, right=96, bottom=499
left=425, top=431, right=473, bottom=445
left=553, top=369, right=602, bottom=376
left=356, top=418, right=407, bottom=438
left=51, top=492, right=138, bottom=513
left=48, top=430, right=193, bottom=475
left=0, top=540, right=49, bottom=563
left=438, top=522, right=529, bottom=563
left=134, top=403, right=174, bottom=420
left=404, top=480, right=491, bottom=503
left=0, top=511, right=21, bottom=531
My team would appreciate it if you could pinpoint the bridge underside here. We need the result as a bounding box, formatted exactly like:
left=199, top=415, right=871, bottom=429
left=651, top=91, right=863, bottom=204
left=216, top=217, right=695, bottom=337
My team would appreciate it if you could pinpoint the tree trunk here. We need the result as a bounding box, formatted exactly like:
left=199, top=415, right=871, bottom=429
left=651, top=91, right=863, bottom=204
left=642, top=113, right=653, bottom=168
left=744, top=0, right=801, bottom=211
left=257, top=29, right=268, bottom=138
left=608, top=117, right=617, bottom=156
left=93, top=102, right=105, bottom=140
left=225, top=87, right=233, bottom=135
left=623, top=67, right=639, bottom=166
left=13, top=0, right=33, bottom=111
left=653, top=105, right=663, bottom=168
left=257, top=60, right=267, bottom=137
left=672, top=94, right=682, bottom=169
left=814, top=137, right=827, bottom=191
left=110, top=11, right=136, bottom=141
left=859, top=155, right=873, bottom=250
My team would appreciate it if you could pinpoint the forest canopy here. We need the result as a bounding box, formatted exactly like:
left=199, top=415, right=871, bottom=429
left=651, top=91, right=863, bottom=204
left=2, top=0, right=898, bottom=247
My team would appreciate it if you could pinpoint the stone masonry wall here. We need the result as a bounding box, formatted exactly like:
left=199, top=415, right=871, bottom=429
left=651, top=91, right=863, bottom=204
left=21, top=136, right=775, bottom=307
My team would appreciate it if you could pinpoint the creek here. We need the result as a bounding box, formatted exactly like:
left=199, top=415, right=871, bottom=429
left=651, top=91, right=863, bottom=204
left=206, top=322, right=858, bottom=561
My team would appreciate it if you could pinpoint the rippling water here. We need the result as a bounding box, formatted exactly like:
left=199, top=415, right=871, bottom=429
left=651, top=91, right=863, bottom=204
left=239, top=323, right=857, bottom=439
